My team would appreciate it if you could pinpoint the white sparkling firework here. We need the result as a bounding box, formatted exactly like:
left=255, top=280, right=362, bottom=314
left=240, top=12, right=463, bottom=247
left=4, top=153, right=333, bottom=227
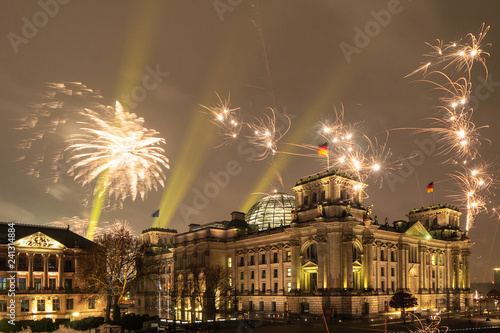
left=46, top=217, right=135, bottom=239
left=247, top=107, right=291, bottom=160
left=201, top=93, right=243, bottom=146
left=409, top=25, right=494, bottom=231
left=16, top=82, right=103, bottom=189
left=65, top=101, right=170, bottom=206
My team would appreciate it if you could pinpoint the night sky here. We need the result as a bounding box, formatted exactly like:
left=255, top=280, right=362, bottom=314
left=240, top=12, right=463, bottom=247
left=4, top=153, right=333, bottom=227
left=1, top=1, right=500, bottom=283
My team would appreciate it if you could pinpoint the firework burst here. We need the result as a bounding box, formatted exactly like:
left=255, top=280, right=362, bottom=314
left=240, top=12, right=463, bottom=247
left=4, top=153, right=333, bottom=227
left=65, top=101, right=170, bottom=206
left=16, top=82, right=103, bottom=189
left=409, top=24, right=494, bottom=231
left=201, top=93, right=243, bottom=146
left=247, top=107, right=291, bottom=160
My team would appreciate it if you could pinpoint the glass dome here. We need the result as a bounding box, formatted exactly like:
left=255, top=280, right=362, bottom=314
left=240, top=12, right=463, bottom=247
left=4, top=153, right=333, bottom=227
left=245, top=192, right=296, bottom=231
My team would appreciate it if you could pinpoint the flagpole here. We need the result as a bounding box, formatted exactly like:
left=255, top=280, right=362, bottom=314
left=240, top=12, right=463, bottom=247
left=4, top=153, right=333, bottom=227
left=327, top=152, right=330, bottom=171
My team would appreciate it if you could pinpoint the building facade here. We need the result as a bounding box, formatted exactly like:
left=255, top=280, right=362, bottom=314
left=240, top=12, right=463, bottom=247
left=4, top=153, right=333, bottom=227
left=138, top=170, right=473, bottom=319
left=0, top=222, right=105, bottom=320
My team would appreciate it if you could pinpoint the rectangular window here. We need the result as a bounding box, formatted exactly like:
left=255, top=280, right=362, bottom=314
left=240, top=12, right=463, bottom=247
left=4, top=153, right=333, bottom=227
left=272, top=301, right=277, bottom=312
left=432, top=270, right=435, bottom=278
left=381, top=267, right=385, bottom=277
left=251, top=271, right=255, bottom=279
left=88, top=299, right=96, bottom=309
left=228, top=257, right=232, bottom=268
left=261, top=254, right=266, bottom=264
left=250, top=256, right=255, bottom=265
left=381, top=281, right=385, bottom=292
left=287, top=282, right=292, bottom=293
left=391, top=252, right=396, bottom=262
left=273, top=269, right=278, bottom=278
left=52, top=299, right=60, bottom=311
left=431, top=255, right=436, bottom=266
left=49, top=278, right=56, bottom=290
left=64, top=260, right=73, bottom=272
left=240, top=257, right=244, bottom=266
left=34, top=257, right=43, bottom=271
left=274, top=282, right=278, bottom=293
left=249, top=301, right=253, bottom=311
left=240, top=284, right=244, bottom=294
left=34, top=278, right=42, bottom=290
left=0, top=278, right=6, bottom=290
left=240, top=271, right=244, bottom=280
left=273, top=252, right=278, bottom=263
left=260, top=301, right=264, bottom=311
left=262, top=270, right=266, bottom=278
left=21, top=300, right=29, bottom=312
left=66, top=299, right=74, bottom=310
left=286, top=251, right=291, bottom=262
left=250, top=283, right=255, bottom=293
left=48, top=259, right=57, bottom=271
left=18, top=278, right=26, bottom=290
left=18, top=257, right=27, bottom=271
left=391, top=268, right=395, bottom=277
left=391, top=281, right=395, bottom=291
left=262, top=283, right=266, bottom=293
left=0, top=300, right=7, bottom=312
left=64, top=279, right=72, bottom=290
left=37, top=299, right=45, bottom=312
left=380, top=250, right=385, bottom=261
left=287, top=268, right=292, bottom=277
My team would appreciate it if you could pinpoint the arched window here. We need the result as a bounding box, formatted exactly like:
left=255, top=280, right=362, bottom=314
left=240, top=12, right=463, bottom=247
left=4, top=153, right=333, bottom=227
left=305, top=244, right=318, bottom=261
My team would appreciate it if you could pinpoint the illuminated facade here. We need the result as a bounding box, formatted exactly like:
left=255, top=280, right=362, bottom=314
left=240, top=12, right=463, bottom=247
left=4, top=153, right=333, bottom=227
left=0, top=223, right=105, bottom=320
left=139, top=170, right=473, bottom=318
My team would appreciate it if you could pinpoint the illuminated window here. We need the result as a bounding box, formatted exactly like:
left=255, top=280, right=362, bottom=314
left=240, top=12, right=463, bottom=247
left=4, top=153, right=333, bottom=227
left=431, top=255, right=436, bottom=266
left=287, top=282, right=292, bottom=292
left=21, top=300, right=29, bottom=312
left=0, top=278, right=6, bottom=290
left=18, top=278, right=26, bottom=290
left=34, top=278, right=42, bottom=290
left=52, top=299, right=60, bottom=311
left=286, top=251, right=291, bottom=262
left=37, top=299, right=45, bottom=311
left=287, top=268, right=292, bottom=277
left=66, top=299, right=74, bottom=310
left=228, top=257, right=232, bottom=268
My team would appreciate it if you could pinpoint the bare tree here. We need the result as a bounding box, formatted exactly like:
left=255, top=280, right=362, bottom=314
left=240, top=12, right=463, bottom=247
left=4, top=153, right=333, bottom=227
left=79, top=225, right=161, bottom=321
left=203, top=265, right=231, bottom=321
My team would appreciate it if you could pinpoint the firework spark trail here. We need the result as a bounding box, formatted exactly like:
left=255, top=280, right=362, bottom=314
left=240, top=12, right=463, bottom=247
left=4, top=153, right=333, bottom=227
left=16, top=82, right=103, bottom=190
left=202, top=93, right=291, bottom=159
left=46, top=217, right=136, bottom=239
left=200, top=93, right=243, bottom=147
left=408, top=24, right=494, bottom=231
left=247, top=107, right=291, bottom=160
left=65, top=101, right=169, bottom=239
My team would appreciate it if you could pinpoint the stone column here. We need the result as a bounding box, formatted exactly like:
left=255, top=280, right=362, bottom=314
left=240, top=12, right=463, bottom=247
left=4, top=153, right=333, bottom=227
left=43, top=254, right=48, bottom=288
left=57, top=254, right=63, bottom=289
left=418, top=246, right=427, bottom=292
left=363, top=237, right=374, bottom=290
left=266, top=246, right=271, bottom=293
left=452, top=250, right=460, bottom=290
left=461, top=249, right=471, bottom=289
left=342, top=235, right=354, bottom=289
left=317, top=236, right=327, bottom=290
left=28, top=253, right=33, bottom=289
left=277, top=245, right=283, bottom=293
left=291, top=240, right=300, bottom=292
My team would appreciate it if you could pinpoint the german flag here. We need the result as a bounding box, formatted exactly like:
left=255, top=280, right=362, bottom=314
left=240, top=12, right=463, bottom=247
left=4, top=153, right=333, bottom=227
left=427, top=182, right=434, bottom=193
left=318, top=143, right=328, bottom=156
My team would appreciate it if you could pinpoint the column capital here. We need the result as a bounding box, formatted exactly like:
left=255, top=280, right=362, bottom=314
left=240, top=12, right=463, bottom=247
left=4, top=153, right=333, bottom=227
left=342, top=235, right=355, bottom=242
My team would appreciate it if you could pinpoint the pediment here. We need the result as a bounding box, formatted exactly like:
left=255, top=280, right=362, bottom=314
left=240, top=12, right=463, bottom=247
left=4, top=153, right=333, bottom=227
left=302, top=260, right=318, bottom=269
left=405, top=221, right=432, bottom=239
left=15, top=232, right=65, bottom=249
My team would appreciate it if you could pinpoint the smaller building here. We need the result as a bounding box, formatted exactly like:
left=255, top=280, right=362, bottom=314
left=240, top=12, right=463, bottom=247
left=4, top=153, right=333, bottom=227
left=0, top=222, right=105, bottom=321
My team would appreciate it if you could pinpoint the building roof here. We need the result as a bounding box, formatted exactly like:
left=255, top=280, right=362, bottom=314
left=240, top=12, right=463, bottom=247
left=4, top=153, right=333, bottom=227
left=408, top=204, right=460, bottom=214
left=0, top=221, right=96, bottom=250
left=245, top=192, right=295, bottom=231
left=295, top=169, right=360, bottom=186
